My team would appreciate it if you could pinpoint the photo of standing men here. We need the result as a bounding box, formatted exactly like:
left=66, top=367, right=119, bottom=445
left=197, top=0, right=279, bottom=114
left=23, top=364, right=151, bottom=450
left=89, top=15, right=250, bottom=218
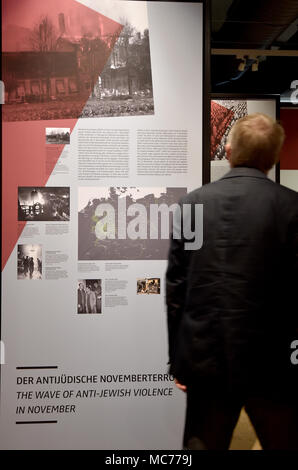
left=77, top=280, right=102, bottom=314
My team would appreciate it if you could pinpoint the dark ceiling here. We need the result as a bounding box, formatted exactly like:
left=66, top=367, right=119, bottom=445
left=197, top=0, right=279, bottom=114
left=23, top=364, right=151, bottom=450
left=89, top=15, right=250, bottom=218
left=211, top=0, right=298, bottom=99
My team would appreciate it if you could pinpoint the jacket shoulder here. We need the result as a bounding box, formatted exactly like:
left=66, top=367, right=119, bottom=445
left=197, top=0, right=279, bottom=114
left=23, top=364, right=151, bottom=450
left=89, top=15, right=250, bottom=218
left=179, top=182, right=216, bottom=205
left=275, top=182, right=298, bottom=199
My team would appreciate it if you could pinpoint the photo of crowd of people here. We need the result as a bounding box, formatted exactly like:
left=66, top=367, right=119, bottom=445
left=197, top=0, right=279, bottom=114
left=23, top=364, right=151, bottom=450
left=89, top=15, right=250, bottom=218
left=78, top=187, right=187, bottom=260
left=137, top=278, right=160, bottom=295
left=17, top=244, right=42, bottom=280
left=77, top=279, right=102, bottom=314
left=18, top=187, right=70, bottom=221
left=46, top=128, right=70, bottom=145
left=211, top=100, right=248, bottom=161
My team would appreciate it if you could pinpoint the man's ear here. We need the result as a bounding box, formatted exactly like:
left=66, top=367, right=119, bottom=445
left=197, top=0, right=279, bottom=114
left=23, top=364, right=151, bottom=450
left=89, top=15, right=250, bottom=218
left=225, top=143, right=231, bottom=161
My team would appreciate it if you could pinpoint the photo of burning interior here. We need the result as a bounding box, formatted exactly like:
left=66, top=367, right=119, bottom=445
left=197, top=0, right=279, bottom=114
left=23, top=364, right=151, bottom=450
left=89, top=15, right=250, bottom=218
left=18, top=186, right=70, bottom=221
left=137, top=278, right=160, bottom=295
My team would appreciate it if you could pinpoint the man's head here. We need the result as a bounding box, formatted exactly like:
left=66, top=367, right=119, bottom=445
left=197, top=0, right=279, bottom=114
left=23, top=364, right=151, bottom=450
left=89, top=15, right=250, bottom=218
left=225, top=113, right=285, bottom=173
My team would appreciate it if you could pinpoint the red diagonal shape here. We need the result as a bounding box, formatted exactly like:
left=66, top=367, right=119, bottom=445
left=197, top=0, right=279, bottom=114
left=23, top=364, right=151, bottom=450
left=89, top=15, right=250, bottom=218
left=2, top=0, right=123, bottom=269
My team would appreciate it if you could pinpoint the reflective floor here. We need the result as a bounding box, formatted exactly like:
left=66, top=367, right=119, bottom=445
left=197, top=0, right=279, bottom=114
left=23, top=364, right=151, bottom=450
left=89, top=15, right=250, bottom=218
left=230, top=409, right=261, bottom=450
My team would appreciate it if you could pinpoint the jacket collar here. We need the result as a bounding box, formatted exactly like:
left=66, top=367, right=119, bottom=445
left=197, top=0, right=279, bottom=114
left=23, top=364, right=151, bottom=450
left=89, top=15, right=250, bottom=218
left=220, top=166, right=269, bottom=180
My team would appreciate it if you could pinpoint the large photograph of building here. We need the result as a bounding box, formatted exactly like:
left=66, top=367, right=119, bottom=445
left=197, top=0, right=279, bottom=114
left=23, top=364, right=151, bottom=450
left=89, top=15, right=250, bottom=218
left=2, top=0, right=154, bottom=121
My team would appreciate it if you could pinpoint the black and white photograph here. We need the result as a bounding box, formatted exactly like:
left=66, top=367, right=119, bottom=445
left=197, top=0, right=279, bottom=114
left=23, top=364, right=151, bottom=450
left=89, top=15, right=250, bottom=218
left=3, top=0, right=154, bottom=121
left=79, top=12, right=154, bottom=119
left=77, top=279, right=102, bottom=314
left=211, top=100, right=248, bottom=161
left=18, top=186, right=70, bottom=221
left=17, top=244, right=42, bottom=280
left=46, top=127, right=70, bottom=145
left=78, top=187, right=187, bottom=260
left=137, top=278, right=160, bottom=295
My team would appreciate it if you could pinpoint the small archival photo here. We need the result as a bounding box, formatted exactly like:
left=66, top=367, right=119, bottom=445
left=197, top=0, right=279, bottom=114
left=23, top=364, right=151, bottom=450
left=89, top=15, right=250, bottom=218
left=46, top=127, right=70, bottom=145
left=78, top=279, right=102, bottom=314
left=17, top=244, right=42, bottom=280
left=137, top=278, right=160, bottom=295
left=18, top=187, right=70, bottom=221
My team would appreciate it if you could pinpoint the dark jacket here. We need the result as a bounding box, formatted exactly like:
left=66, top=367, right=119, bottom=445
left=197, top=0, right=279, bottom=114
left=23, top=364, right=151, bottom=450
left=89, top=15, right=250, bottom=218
left=166, top=167, right=298, bottom=395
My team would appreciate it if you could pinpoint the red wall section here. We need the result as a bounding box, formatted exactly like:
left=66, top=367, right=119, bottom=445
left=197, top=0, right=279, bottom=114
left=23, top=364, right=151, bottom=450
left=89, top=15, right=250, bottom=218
left=2, top=120, right=77, bottom=270
left=280, top=108, right=298, bottom=170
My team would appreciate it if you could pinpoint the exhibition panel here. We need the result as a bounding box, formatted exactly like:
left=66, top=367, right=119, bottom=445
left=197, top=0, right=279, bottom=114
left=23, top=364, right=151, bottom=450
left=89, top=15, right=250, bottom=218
left=1, top=0, right=206, bottom=449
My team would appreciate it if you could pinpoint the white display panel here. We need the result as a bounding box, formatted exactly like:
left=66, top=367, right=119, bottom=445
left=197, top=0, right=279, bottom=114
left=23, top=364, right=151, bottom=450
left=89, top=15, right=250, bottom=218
left=1, top=1, right=204, bottom=450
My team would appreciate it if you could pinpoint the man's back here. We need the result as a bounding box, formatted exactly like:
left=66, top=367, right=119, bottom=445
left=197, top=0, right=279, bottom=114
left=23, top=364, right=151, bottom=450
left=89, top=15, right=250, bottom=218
left=167, top=113, right=298, bottom=449
left=167, top=167, right=298, bottom=395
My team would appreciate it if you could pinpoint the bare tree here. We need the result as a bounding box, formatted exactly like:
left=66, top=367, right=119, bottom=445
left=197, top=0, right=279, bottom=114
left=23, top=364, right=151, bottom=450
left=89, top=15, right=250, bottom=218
left=29, top=16, right=57, bottom=101
left=116, top=18, right=136, bottom=96
left=30, top=16, right=57, bottom=52
left=79, top=36, right=110, bottom=97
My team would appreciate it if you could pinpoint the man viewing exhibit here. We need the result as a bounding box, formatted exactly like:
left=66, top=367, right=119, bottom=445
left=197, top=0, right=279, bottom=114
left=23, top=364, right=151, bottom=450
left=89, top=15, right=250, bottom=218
left=166, top=113, right=298, bottom=450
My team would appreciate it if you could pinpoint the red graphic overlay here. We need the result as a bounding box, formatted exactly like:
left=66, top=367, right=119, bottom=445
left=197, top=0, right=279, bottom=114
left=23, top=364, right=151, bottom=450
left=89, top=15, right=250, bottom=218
left=280, top=109, right=298, bottom=170
left=2, top=0, right=122, bottom=269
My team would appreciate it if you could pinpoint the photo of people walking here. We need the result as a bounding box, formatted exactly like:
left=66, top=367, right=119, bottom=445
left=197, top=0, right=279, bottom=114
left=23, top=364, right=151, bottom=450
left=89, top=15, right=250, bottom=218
left=17, top=244, right=42, bottom=280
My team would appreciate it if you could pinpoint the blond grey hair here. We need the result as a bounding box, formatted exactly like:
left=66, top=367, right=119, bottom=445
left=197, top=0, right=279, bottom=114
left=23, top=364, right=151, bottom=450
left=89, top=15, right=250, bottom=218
left=227, top=113, right=285, bottom=172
